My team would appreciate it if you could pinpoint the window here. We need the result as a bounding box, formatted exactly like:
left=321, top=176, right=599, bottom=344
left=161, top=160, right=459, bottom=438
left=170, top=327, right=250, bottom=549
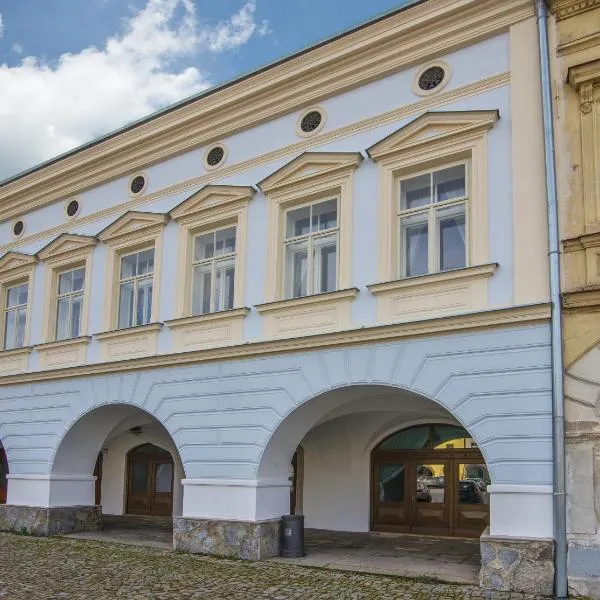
left=284, top=198, right=338, bottom=298
left=191, top=227, right=236, bottom=315
left=55, top=267, right=85, bottom=340
left=4, top=283, right=28, bottom=350
left=117, top=248, right=155, bottom=328
left=398, top=163, right=467, bottom=277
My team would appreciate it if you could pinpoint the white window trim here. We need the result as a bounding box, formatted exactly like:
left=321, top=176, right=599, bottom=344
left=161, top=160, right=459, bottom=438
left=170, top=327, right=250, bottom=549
left=55, top=266, right=86, bottom=340
left=117, top=247, right=156, bottom=329
left=396, top=160, right=469, bottom=277
left=282, top=196, right=340, bottom=299
left=3, top=282, right=29, bottom=350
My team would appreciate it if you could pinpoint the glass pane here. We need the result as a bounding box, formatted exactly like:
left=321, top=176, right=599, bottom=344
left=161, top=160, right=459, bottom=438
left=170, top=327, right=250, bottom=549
left=4, top=310, right=16, bottom=350
left=154, top=463, right=173, bottom=493
left=286, top=205, right=311, bottom=239
left=214, top=227, right=236, bottom=256
left=437, top=205, right=466, bottom=272
left=418, top=464, right=445, bottom=503
left=120, top=253, right=138, bottom=279
left=192, top=264, right=212, bottom=315
left=400, top=173, right=431, bottom=210
left=311, top=199, right=337, bottom=231
left=6, top=286, right=19, bottom=308
left=137, top=249, right=155, bottom=276
left=72, top=268, right=85, bottom=292
left=118, top=281, right=135, bottom=329
left=136, top=278, right=153, bottom=326
left=194, top=232, right=215, bottom=261
left=378, top=464, right=405, bottom=502
left=458, top=463, right=491, bottom=500
left=313, top=234, right=337, bottom=294
left=215, top=258, right=235, bottom=312
left=56, top=298, right=71, bottom=340
left=432, top=425, right=472, bottom=449
left=131, top=461, right=149, bottom=493
left=434, top=164, right=466, bottom=202
left=400, top=214, right=428, bottom=276
left=285, top=240, right=308, bottom=298
left=379, top=426, right=430, bottom=450
left=17, top=284, right=28, bottom=306
left=16, top=308, right=26, bottom=348
left=58, top=271, right=73, bottom=295
left=71, top=295, right=83, bottom=338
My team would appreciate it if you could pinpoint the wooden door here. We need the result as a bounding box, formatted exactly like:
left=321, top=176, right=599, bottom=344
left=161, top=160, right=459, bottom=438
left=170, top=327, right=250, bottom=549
left=410, top=458, right=451, bottom=535
left=0, top=447, right=7, bottom=504
left=126, top=444, right=173, bottom=516
left=93, top=452, right=103, bottom=506
left=452, top=456, right=490, bottom=537
left=371, top=457, right=410, bottom=531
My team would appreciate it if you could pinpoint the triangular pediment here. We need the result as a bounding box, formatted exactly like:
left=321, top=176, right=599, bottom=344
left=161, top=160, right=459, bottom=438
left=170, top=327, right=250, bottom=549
left=367, top=110, right=500, bottom=160
left=97, top=211, right=169, bottom=242
left=169, top=185, right=254, bottom=221
left=37, top=233, right=98, bottom=260
left=0, top=251, right=37, bottom=275
left=258, top=152, right=363, bottom=193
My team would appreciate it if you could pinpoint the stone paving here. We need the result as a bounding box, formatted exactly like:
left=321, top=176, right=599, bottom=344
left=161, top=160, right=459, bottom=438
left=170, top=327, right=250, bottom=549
left=0, top=532, right=556, bottom=600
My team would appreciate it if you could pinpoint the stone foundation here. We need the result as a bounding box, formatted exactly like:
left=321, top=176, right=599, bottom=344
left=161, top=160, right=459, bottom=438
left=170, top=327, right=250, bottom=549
left=0, top=505, right=101, bottom=536
left=173, top=517, right=280, bottom=560
left=568, top=542, right=600, bottom=599
left=479, top=528, right=554, bottom=595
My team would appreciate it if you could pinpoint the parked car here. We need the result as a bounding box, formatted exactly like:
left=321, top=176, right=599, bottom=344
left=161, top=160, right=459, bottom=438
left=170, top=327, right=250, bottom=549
left=465, top=477, right=487, bottom=491
left=458, top=480, right=484, bottom=504
left=416, top=480, right=432, bottom=502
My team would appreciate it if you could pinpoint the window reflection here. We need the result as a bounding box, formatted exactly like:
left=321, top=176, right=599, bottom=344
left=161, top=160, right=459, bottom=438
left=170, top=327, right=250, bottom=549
left=379, top=464, right=405, bottom=502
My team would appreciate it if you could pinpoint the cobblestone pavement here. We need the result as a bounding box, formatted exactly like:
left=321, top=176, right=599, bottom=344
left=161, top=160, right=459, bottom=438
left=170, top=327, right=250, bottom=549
left=0, top=533, right=553, bottom=600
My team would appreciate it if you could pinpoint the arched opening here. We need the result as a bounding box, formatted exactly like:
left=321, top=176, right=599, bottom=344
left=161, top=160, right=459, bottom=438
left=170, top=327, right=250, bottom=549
left=371, top=423, right=490, bottom=537
left=0, top=443, right=8, bottom=504
left=125, top=444, right=174, bottom=517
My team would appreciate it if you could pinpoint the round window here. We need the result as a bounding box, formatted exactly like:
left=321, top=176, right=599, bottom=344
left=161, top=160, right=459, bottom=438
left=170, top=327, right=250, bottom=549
left=418, top=66, right=446, bottom=92
left=206, top=146, right=225, bottom=167
left=300, top=110, right=323, bottom=134
left=130, top=175, right=146, bottom=195
left=66, top=199, right=80, bottom=218
left=12, top=220, right=24, bottom=237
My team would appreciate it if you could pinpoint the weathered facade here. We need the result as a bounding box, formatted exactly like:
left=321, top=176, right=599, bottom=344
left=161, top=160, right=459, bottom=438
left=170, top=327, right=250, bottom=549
left=0, top=0, right=564, bottom=594
left=552, top=0, right=600, bottom=597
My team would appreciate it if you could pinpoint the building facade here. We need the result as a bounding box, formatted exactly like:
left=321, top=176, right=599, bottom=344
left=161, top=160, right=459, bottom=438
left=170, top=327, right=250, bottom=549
left=0, top=0, right=559, bottom=594
left=552, top=0, right=600, bottom=597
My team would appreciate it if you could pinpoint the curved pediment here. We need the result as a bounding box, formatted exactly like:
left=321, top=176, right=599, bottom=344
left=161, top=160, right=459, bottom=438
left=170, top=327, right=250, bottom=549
left=258, top=152, right=363, bottom=193
left=366, top=110, right=500, bottom=161
left=169, top=185, right=255, bottom=222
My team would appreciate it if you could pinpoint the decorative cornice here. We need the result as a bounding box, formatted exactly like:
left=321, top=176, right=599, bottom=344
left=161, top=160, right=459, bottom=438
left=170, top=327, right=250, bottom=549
left=169, top=186, right=254, bottom=222
left=97, top=211, right=169, bottom=245
left=553, top=0, right=600, bottom=21
left=567, top=59, right=600, bottom=89
left=0, top=0, right=532, bottom=222
left=255, top=288, right=359, bottom=313
left=0, top=71, right=511, bottom=255
left=0, top=302, right=550, bottom=386
left=165, top=308, right=250, bottom=329
left=562, top=288, right=600, bottom=310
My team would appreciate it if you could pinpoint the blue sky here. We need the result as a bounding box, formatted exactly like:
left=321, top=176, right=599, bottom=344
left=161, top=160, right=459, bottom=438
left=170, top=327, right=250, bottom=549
left=0, top=0, right=413, bottom=181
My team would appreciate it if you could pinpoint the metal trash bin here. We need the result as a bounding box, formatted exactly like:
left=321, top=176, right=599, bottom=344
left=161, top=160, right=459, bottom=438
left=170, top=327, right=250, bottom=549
left=280, top=514, right=305, bottom=557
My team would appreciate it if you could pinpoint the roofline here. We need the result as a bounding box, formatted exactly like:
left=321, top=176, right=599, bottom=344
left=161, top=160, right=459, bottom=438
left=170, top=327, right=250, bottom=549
left=0, top=0, right=425, bottom=189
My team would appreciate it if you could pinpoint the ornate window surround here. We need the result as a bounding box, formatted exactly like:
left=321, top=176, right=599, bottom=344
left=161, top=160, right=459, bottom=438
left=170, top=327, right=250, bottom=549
left=166, top=185, right=253, bottom=352
left=96, top=211, right=168, bottom=361
left=366, top=110, right=499, bottom=324
left=256, top=151, right=361, bottom=339
left=0, top=251, right=37, bottom=374
left=35, top=233, right=97, bottom=369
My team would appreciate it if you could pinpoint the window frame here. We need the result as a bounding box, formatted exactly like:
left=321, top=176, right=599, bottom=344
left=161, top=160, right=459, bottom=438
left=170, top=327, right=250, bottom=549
left=282, top=196, right=340, bottom=299
left=3, top=281, right=29, bottom=350
left=396, top=160, right=470, bottom=278
left=54, top=265, right=86, bottom=341
left=117, top=246, right=156, bottom=329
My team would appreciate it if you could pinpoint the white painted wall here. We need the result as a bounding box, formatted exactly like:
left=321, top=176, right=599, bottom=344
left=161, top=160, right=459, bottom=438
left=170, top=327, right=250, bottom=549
left=100, top=423, right=184, bottom=516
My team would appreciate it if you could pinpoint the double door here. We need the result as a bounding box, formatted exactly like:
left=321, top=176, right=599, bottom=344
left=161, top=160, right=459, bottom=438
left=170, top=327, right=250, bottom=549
left=371, top=450, right=489, bottom=537
left=126, top=446, right=174, bottom=517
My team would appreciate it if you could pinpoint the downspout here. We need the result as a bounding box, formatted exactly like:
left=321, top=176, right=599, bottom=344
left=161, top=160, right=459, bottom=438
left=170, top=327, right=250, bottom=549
left=535, top=1, right=568, bottom=597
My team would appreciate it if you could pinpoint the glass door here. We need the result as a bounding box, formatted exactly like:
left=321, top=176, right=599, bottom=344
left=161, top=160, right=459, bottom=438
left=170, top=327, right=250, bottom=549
left=453, top=460, right=490, bottom=537
left=411, top=461, right=451, bottom=535
left=126, top=456, right=151, bottom=515
left=372, top=460, right=409, bottom=531
left=151, top=461, right=173, bottom=516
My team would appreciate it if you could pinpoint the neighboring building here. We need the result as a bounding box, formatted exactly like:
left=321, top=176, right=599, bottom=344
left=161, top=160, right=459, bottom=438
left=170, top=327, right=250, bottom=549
left=552, top=0, right=600, bottom=597
left=0, top=0, right=557, bottom=594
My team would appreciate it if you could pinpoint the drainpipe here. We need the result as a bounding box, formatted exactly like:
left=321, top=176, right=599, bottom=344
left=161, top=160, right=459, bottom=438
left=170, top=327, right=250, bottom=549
left=535, top=1, right=568, bottom=597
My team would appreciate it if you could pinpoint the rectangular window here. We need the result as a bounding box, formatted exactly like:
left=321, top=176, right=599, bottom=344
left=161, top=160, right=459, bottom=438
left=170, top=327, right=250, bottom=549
left=4, top=283, right=28, bottom=350
left=55, top=267, right=85, bottom=340
left=284, top=198, right=339, bottom=299
left=191, top=227, right=236, bottom=315
left=118, top=248, right=154, bottom=329
left=398, top=163, right=467, bottom=277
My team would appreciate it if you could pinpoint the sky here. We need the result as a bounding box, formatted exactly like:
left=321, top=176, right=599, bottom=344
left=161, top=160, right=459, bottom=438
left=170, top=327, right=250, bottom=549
left=0, top=0, right=413, bottom=183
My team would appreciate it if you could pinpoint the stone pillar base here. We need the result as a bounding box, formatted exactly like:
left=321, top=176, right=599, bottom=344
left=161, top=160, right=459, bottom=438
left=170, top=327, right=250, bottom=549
left=0, top=505, right=101, bottom=536
left=173, top=517, right=280, bottom=560
left=479, top=527, right=554, bottom=596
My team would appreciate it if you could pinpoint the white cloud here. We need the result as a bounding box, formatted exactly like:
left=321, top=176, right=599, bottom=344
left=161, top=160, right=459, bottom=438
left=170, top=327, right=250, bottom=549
left=0, top=1, right=269, bottom=180
left=0, top=14, right=4, bottom=38
left=11, top=43, right=23, bottom=55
